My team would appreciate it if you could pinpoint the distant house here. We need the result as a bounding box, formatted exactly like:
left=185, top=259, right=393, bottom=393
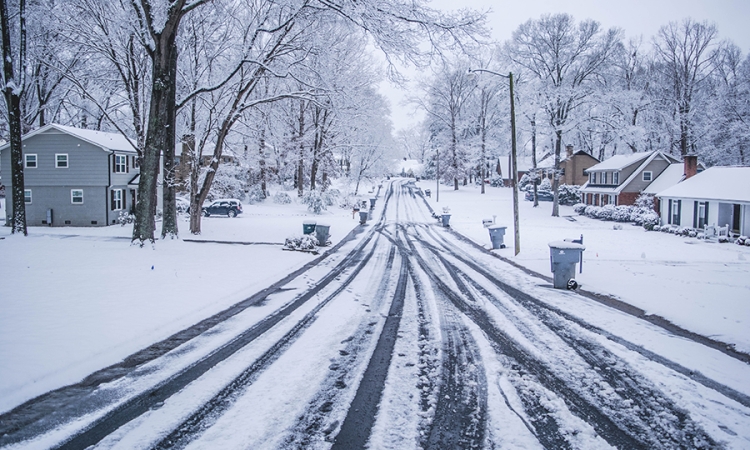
left=0, top=124, right=140, bottom=227
left=537, top=145, right=600, bottom=186
left=656, top=166, right=750, bottom=236
left=579, top=150, right=679, bottom=206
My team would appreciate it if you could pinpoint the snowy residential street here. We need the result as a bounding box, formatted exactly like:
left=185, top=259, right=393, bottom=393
left=1, top=180, right=749, bottom=449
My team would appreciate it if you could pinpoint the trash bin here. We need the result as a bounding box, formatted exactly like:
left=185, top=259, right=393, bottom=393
left=425, top=189, right=431, bottom=197
left=488, top=225, right=507, bottom=249
left=370, top=198, right=376, bottom=209
left=441, top=214, right=451, bottom=227
left=359, top=210, right=369, bottom=224
left=303, top=220, right=317, bottom=235
left=548, top=241, right=585, bottom=289
left=315, top=223, right=330, bottom=246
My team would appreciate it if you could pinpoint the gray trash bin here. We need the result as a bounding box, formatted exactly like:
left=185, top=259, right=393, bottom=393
left=548, top=241, right=585, bottom=289
left=315, top=223, right=330, bottom=246
left=441, top=214, right=451, bottom=227
left=359, top=210, right=369, bottom=224
left=488, top=225, right=507, bottom=249
left=370, top=198, right=376, bottom=209
left=303, top=220, right=316, bottom=235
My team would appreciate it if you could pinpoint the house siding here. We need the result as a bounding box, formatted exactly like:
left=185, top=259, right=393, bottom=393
left=623, top=159, right=671, bottom=193
left=1, top=126, right=139, bottom=226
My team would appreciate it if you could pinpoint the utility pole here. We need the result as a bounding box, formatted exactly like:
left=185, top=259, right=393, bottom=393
left=468, top=68, right=520, bottom=255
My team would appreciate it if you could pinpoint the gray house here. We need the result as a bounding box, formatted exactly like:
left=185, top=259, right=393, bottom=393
left=0, top=124, right=139, bottom=227
left=579, top=151, right=679, bottom=206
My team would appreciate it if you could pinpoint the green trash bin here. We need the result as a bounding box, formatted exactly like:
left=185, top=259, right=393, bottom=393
left=303, top=220, right=317, bottom=235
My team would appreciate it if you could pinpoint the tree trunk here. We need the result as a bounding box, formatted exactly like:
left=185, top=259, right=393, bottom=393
left=531, top=114, right=538, bottom=207
left=480, top=116, right=486, bottom=194
left=551, top=128, right=562, bottom=217
left=1, top=0, right=27, bottom=235
left=259, top=127, right=267, bottom=198
left=297, top=100, right=305, bottom=197
left=161, top=45, right=179, bottom=239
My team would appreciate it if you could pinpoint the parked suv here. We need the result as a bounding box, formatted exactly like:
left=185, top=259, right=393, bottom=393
left=202, top=199, right=243, bottom=217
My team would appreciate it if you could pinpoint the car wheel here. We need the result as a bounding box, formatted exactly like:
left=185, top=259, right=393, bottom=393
left=228, top=209, right=236, bottom=218
left=203, top=210, right=210, bottom=217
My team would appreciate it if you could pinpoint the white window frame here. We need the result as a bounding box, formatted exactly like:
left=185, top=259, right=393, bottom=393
left=613, top=172, right=619, bottom=184
left=24, top=189, right=32, bottom=204
left=114, top=154, right=127, bottom=173
left=56, top=153, right=69, bottom=168
left=71, top=189, right=84, bottom=204
left=111, top=189, right=123, bottom=210
left=24, top=154, right=37, bottom=168
left=642, top=171, right=652, bottom=182
left=590, top=172, right=597, bottom=184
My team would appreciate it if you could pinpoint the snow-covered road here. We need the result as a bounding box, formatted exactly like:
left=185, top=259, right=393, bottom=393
left=3, top=180, right=749, bottom=449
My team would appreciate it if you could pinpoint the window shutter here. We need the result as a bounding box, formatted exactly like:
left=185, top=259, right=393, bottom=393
left=668, top=200, right=672, bottom=224
left=704, top=202, right=709, bottom=225
left=126, top=155, right=129, bottom=172
left=110, top=190, right=115, bottom=210
left=693, top=201, right=698, bottom=228
left=677, top=200, right=681, bottom=226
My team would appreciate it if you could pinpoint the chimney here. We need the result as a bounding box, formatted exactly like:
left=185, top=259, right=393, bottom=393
left=684, top=154, right=698, bottom=179
left=565, top=144, right=574, bottom=158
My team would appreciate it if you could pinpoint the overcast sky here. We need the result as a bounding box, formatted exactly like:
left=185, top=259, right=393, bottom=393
left=381, top=0, right=750, bottom=132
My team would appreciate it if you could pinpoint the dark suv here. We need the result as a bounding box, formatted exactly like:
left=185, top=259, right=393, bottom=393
left=202, top=199, right=243, bottom=217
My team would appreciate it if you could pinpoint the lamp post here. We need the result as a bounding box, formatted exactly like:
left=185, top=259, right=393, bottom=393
left=468, top=68, right=520, bottom=255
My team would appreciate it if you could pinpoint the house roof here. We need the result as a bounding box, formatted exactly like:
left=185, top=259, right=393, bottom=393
left=580, top=151, right=677, bottom=195
left=656, top=166, right=750, bottom=203
left=586, top=152, right=652, bottom=171
left=643, top=163, right=685, bottom=194
left=0, top=123, right=137, bottom=153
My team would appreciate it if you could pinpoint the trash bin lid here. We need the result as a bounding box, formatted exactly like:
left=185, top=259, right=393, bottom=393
left=316, top=222, right=330, bottom=227
left=303, top=220, right=317, bottom=225
left=488, top=225, right=507, bottom=230
left=548, top=240, right=585, bottom=250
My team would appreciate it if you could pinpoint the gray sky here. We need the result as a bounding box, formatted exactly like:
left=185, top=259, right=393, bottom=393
left=382, top=0, right=750, bottom=132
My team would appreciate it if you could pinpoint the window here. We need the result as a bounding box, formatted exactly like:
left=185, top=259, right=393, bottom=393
left=71, top=189, right=84, bottom=204
left=25, top=154, right=37, bottom=168
left=642, top=171, right=652, bottom=182
left=115, top=154, right=127, bottom=173
left=56, top=153, right=69, bottom=168
left=111, top=189, right=123, bottom=210
left=669, top=199, right=681, bottom=225
left=613, top=172, right=619, bottom=184
left=609, top=195, right=617, bottom=205
left=694, top=201, right=709, bottom=229
left=590, top=172, right=597, bottom=184
left=24, top=189, right=32, bottom=204
left=603, top=172, right=608, bottom=184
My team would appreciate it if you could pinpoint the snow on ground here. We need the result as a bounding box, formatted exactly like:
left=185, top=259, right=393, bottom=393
left=1, top=180, right=749, bottom=418
left=419, top=181, right=750, bottom=353
left=0, top=190, right=365, bottom=414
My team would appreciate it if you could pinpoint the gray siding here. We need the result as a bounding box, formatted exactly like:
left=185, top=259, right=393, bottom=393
left=1, top=128, right=139, bottom=226
left=624, top=158, right=671, bottom=193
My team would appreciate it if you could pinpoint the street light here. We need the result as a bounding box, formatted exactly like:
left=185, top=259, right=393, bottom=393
left=468, top=68, right=520, bottom=255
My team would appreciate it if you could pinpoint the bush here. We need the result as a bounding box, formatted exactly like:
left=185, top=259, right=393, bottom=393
left=598, top=204, right=616, bottom=221
left=302, top=189, right=327, bottom=214
left=640, top=212, right=659, bottom=231
left=612, top=205, right=632, bottom=222
left=539, top=177, right=552, bottom=191
left=323, top=188, right=340, bottom=207
left=488, top=175, right=504, bottom=187
left=518, top=173, right=532, bottom=191
left=284, top=234, right=318, bottom=250
left=557, top=184, right=581, bottom=206
left=573, top=203, right=587, bottom=215
left=245, top=184, right=265, bottom=204
left=273, top=192, right=292, bottom=204
left=584, top=205, right=602, bottom=219
left=118, top=210, right=134, bottom=226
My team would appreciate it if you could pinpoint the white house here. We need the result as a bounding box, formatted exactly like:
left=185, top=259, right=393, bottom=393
left=656, top=166, right=750, bottom=236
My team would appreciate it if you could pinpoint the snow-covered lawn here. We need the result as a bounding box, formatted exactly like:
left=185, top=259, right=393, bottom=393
left=420, top=182, right=750, bottom=354
left=1, top=181, right=749, bottom=416
left=0, top=194, right=362, bottom=414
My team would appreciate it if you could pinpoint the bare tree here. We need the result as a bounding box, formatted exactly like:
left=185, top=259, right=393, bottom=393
left=507, top=14, right=621, bottom=216
left=654, top=19, right=719, bottom=157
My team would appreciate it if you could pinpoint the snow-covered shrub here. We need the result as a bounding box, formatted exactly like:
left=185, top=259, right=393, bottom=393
left=718, top=235, right=730, bottom=243
left=207, top=164, right=247, bottom=202
left=284, top=234, right=318, bottom=250
left=245, top=184, right=265, bottom=204
left=641, top=212, right=660, bottom=231
left=118, top=211, right=134, bottom=226
left=488, top=175, right=504, bottom=187
left=557, top=184, right=581, bottom=206
left=574, top=203, right=587, bottom=215
left=598, top=204, right=616, bottom=221
left=584, top=205, right=602, bottom=219
left=273, top=192, right=292, bottom=204
left=539, top=177, right=552, bottom=191
left=737, top=236, right=749, bottom=245
left=612, top=205, right=632, bottom=222
left=634, top=193, right=655, bottom=210
left=652, top=225, right=662, bottom=232
left=323, top=189, right=340, bottom=207
left=518, top=173, right=532, bottom=191
left=302, top=189, right=327, bottom=214
left=688, top=229, right=698, bottom=238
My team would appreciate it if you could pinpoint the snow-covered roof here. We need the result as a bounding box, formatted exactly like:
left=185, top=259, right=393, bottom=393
left=586, top=152, right=652, bottom=171
left=655, top=166, right=750, bottom=203
left=395, top=158, right=423, bottom=175
left=643, top=163, right=684, bottom=194
left=0, top=123, right=137, bottom=153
